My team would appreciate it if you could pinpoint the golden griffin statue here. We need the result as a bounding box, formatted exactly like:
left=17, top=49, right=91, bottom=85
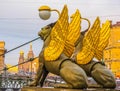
left=29, top=5, right=116, bottom=89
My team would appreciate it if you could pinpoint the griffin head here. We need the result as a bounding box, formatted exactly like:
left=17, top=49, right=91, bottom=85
left=38, top=22, right=56, bottom=41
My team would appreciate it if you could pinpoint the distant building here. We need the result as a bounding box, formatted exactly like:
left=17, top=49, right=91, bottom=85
left=103, top=21, right=120, bottom=78
left=18, top=50, right=24, bottom=71
left=18, top=44, right=39, bottom=76
left=0, top=41, right=6, bottom=74
left=6, top=64, right=18, bottom=73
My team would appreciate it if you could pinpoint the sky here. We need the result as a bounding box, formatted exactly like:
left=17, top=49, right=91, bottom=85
left=0, top=0, right=120, bottom=66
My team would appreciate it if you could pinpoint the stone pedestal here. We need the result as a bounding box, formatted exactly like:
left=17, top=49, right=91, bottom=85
left=21, top=87, right=119, bottom=91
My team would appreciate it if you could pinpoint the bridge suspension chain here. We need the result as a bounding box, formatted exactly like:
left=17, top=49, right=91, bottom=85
left=0, top=36, right=40, bottom=72
left=0, top=37, right=40, bottom=57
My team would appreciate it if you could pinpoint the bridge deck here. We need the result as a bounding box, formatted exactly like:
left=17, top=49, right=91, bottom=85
left=21, top=87, right=120, bottom=91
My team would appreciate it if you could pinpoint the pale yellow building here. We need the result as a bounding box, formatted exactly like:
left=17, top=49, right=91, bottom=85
left=6, top=64, right=18, bottom=73
left=0, top=41, right=6, bottom=74
left=103, top=21, right=120, bottom=77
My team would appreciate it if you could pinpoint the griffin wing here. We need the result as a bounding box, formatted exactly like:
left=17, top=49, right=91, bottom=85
left=44, top=5, right=69, bottom=61
left=95, top=20, right=110, bottom=60
left=76, top=17, right=101, bottom=64
left=63, top=9, right=81, bottom=57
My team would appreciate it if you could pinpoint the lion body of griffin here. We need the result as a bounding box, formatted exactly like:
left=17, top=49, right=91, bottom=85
left=29, top=5, right=116, bottom=89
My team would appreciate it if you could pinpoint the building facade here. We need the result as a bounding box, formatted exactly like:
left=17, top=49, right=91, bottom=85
left=18, top=44, right=39, bottom=76
left=103, top=21, right=120, bottom=78
left=0, top=41, right=6, bottom=74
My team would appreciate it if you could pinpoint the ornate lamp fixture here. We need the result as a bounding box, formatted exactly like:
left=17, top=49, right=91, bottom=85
left=38, top=5, right=60, bottom=20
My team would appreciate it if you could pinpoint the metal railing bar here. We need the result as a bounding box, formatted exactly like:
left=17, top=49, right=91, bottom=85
left=0, top=37, right=40, bottom=57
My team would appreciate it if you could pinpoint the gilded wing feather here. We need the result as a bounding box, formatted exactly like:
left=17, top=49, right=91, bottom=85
left=63, top=9, right=81, bottom=57
left=76, top=17, right=101, bottom=64
left=95, top=20, right=110, bottom=60
left=44, top=5, right=69, bottom=61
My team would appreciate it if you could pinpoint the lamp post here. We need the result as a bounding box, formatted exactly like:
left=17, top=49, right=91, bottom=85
left=70, top=13, right=91, bottom=31
left=38, top=5, right=60, bottom=20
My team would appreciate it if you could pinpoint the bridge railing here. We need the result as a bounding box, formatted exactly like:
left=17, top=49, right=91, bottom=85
left=0, top=75, right=33, bottom=89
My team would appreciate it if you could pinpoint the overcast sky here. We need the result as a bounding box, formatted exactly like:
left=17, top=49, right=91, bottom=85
left=0, top=0, right=120, bottom=65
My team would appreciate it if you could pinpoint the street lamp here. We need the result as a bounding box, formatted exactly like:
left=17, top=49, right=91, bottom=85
left=70, top=13, right=91, bottom=30
left=38, top=5, right=60, bottom=20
